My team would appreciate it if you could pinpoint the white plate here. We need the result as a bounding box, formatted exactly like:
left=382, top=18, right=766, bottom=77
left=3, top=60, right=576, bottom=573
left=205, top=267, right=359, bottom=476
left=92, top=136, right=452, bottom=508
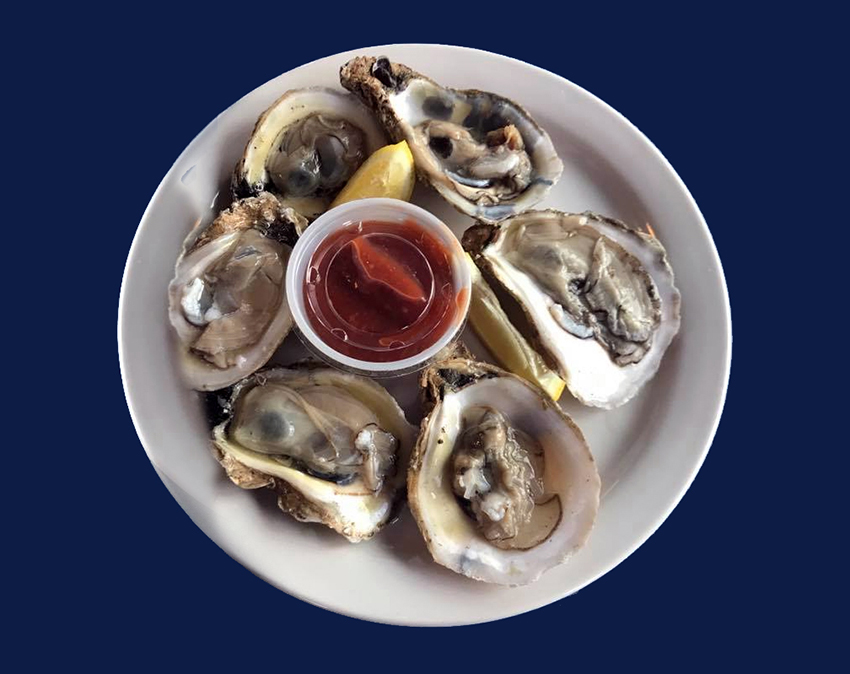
left=119, top=44, right=731, bottom=626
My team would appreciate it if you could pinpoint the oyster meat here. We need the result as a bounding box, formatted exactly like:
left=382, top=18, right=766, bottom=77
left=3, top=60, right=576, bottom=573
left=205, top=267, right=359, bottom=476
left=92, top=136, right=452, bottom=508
left=340, top=56, right=562, bottom=222
left=232, top=88, right=387, bottom=219
left=168, top=193, right=307, bottom=390
left=464, top=210, right=681, bottom=408
left=211, top=365, right=416, bottom=542
left=408, top=358, right=599, bottom=585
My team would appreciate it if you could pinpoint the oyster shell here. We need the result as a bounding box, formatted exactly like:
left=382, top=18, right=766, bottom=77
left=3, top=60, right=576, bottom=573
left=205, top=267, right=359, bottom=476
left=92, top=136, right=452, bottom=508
left=168, top=193, right=307, bottom=391
left=408, top=358, right=599, bottom=585
left=232, top=88, right=387, bottom=219
left=464, top=210, right=681, bottom=408
left=211, top=365, right=416, bottom=542
left=340, top=56, right=562, bottom=222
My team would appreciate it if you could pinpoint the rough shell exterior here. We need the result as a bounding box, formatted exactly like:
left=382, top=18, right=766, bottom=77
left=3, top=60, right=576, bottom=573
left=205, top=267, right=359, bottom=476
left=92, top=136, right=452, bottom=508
left=407, top=356, right=598, bottom=584
left=210, top=363, right=414, bottom=542
left=211, top=442, right=371, bottom=533
left=168, top=192, right=306, bottom=391
left=340, top=57, right=431, bottom=143
left=193, top=191, right=305, bottom=251
left=340, top=56, right=562, bottom=222
left=230, top=87, right=387, bottom=220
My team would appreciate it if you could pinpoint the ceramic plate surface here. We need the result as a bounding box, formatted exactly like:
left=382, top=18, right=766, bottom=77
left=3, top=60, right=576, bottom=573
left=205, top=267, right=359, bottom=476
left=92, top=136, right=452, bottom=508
left=119, top=44, right=731, bottom=626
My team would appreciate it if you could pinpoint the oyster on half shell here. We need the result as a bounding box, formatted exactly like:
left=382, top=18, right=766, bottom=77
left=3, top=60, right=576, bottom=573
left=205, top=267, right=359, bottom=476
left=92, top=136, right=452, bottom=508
left=168, top=193, right=307, bottom=391
left=340, top=56, right=562, bottom=222
left=211, top=365, right=416, bottom=542
left=232, top=88, right=387, bottom=219
left=408, top=358, right=600, bottom=585
left=464, top=210, right=681, bottom=408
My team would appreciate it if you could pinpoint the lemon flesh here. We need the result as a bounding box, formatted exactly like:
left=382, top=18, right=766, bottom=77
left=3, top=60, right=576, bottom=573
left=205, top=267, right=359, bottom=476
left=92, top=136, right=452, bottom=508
left=466, top=255, right=565, bottom=401
left=330, top=141, right=415, bottom=207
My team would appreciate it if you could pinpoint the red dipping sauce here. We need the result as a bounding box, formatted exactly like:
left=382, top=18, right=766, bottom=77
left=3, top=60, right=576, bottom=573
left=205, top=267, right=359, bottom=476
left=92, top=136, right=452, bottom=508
left=303, top=219, right=462, bottom=362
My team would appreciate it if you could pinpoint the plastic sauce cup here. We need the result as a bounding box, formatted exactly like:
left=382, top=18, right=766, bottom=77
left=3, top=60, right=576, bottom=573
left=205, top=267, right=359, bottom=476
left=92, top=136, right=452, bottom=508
left=285, top=198, right=471, bottom=377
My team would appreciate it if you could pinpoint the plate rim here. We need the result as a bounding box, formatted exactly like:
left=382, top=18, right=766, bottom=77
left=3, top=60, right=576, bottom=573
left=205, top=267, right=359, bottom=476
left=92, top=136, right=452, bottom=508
left=118, top=42, right=732, bottom=626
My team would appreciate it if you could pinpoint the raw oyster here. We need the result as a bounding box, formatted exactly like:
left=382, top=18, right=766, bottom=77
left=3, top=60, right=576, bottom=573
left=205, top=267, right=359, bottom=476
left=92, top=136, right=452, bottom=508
left=232, top=88, right=387, bottom=219
left=340, top=56, right=562, bottom=222
left=168, top=193, right=306, bottom=390
left=408, top=358, right=599, bottom=585
left=211, top=365, right=416, bottom=542
left=464, top=210, right=681, bottom=408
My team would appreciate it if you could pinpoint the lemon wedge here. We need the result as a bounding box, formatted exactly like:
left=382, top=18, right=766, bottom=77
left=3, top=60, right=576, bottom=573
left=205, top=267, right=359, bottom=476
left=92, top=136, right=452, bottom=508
left=330, top=140, right=416, bottom=207
left=466, top=254, right=566, bottom=401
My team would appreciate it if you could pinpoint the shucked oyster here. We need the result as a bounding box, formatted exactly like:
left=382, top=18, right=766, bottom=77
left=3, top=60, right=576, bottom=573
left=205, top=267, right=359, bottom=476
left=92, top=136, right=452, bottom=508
left=340, top=56, right=562, bottom=222
left=211, top=365, right=416, bottom=541
left=464, top=211, right=681, bottom=408
left=232, top=88, right=387, bottom=219
left=408, top=358, right=599, bottom=585
left=168, top=193, right=307, bottom=390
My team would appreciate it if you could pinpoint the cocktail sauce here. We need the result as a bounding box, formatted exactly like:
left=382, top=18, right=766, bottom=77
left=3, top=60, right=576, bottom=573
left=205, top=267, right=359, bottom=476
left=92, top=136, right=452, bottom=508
left=303, top=219, right=464, bottom=362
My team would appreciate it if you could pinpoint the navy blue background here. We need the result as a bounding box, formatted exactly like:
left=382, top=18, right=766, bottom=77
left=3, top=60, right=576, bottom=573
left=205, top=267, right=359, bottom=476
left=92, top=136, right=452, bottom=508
left=10, top=2, right=841, bottom=670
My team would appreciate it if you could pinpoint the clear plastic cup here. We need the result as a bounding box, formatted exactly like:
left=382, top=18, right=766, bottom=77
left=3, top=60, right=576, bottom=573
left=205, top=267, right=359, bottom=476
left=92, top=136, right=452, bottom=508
left=285, top=198, right=471, bottom=377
